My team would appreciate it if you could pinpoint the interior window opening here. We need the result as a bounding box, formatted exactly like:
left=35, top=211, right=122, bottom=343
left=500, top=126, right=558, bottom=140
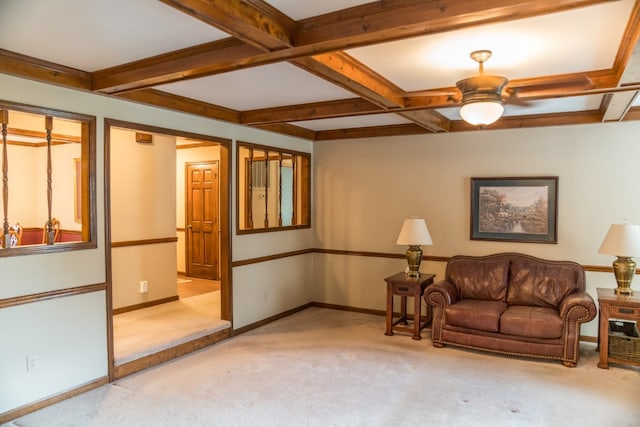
left=237, top=142, right=310, bottom=234
left=0, top=101, right=96, bottom=256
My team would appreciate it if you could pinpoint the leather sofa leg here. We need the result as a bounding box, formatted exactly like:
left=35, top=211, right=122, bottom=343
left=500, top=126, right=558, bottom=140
left=433, top=342, right=445, bottom=348
left=562, top=360, right=577, bottom=368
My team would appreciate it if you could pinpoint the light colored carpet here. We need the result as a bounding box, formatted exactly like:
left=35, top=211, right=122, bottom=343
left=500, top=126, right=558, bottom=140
left=7, top=307, right=640, bottom=427
left=113, top=291, right=228, bottom=364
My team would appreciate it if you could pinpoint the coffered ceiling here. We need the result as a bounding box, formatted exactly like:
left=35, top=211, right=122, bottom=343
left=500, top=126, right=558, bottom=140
left=1, top=0, right=639, bottom=140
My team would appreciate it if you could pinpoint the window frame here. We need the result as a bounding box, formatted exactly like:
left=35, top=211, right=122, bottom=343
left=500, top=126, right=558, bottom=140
left=0, top=100, right=97, bottom=257
left=236, top=141, right=310, bottom=234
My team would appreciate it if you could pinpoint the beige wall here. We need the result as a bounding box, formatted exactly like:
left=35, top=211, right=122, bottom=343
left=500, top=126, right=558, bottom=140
left=110, top=129, right=177, bottom=308
left=313, top=122, right=640, bottom=337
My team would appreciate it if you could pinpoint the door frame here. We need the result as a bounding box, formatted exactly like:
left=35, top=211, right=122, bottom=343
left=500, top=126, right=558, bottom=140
left=104, top=118, right=232, bottom=382
left=185, top=160, right=220, bottom=280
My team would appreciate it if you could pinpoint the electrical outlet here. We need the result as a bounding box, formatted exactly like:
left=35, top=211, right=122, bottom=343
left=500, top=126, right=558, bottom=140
left=139, top=280, right=148, bottom=293
left=26, top=355, right=38, bottom=372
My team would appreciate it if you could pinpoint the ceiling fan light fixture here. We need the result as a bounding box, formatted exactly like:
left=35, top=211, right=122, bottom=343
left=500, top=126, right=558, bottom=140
left=459, top=100, right=504, bottom=126
left=456, top=74, right=508, bottom=126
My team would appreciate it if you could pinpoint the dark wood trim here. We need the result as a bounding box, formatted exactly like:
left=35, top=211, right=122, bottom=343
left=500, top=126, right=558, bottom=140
left=232, top=248, right=314, bottom=267
left=0, top=283, right=106, bottom=309
left=0, top=376, right=108, bottom=425
left=103, top=119, right=115, bottom=383
left=313, top=248, right=451, bottom=263
left=105, top=118, right=232, bottom=145
left=112, top=296, right=179, bottom=315
left=231, top=302, right=313, bottom=335
left=113, top=328, right=230, bottom=379
left=232, top=247, right=623, bottom=274
left=111, top=237, right=178, bottom=248
left=312, top=302, right=385, bottom=318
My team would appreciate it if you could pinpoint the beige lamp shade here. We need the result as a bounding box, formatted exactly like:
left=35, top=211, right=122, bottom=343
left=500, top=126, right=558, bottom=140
left=396, top=218, right=433, bottom=246
left=598, top=224, right=640, bottom=256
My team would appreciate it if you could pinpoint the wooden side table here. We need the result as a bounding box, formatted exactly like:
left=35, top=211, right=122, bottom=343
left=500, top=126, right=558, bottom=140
left=597, top=287, right=640, bottom=369
left=384, top=272, right=435, bottom=340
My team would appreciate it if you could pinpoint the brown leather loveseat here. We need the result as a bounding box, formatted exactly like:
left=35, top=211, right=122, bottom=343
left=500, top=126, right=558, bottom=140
left=424, top=253, right=597, bottom=367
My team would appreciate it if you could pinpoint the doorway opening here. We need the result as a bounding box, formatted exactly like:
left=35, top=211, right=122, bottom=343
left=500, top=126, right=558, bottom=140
left=104, top=119, right=232, bottom=380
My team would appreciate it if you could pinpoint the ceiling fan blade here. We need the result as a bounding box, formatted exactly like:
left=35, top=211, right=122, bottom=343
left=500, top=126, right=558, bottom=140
left=408, top=88, right=459, bottom=97
left=503, top=96, right=530, bottom=106
left=507, top=76, right=592, bottom=96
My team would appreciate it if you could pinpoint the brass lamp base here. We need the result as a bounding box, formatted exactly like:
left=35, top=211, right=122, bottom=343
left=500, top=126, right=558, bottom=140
left=613, top=256, right=636, bottom=296
left=405, top=245, right=423, bottom=277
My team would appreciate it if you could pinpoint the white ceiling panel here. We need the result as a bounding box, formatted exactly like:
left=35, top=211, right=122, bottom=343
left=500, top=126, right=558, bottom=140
left=157, top=63, right=355, bottom=111
left=0, top=0, right=228, bottom=71
left=347, top=0, right=634, bottom=91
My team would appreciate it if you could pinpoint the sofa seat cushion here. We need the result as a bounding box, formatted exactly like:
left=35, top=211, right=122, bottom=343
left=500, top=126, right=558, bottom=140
left=500, top=305, right=563, bottom=339
left=446, top=299, right=507, bottom=333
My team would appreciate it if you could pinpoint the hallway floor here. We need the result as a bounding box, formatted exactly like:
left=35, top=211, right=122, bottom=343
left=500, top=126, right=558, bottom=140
left=113, top=278, right=228, bottom=365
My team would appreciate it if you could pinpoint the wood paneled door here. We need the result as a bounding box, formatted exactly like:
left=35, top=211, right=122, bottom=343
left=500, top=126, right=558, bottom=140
left=186, top=161, right=219, bottom=279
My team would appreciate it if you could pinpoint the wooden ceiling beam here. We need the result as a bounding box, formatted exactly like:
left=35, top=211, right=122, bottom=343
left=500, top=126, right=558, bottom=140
left=251, top=122, right=317, bottom=140
left=0, top=49, right=92, bottom=91
left=315, top=123, right=429, bottom=141
left=396, top=110, right=451, bottom=133
left=611, top=0, right=640, bottom=82
left=158, top=0, right=294, bottom=51
left=295, top=0, right=613, bottom=51
left=115, top=88, right=241, bottom=123
left=292, top=53, right=406, bottom=109
left=92, top=38, right=263, bottom=94
left=241, top=98, right=383, bottom=125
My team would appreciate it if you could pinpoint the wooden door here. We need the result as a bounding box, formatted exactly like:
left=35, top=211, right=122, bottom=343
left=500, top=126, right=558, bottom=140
left=186, top=161, right=219, bottom=279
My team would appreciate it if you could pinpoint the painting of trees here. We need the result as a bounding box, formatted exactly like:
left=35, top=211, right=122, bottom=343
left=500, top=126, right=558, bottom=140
left=471, top=177, right=558, bottom=243
left=478, top=186, right=549, bottom=234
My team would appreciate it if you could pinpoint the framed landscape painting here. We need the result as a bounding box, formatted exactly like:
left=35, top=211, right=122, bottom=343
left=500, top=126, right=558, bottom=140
left=470, top=177, right=558, bottom=243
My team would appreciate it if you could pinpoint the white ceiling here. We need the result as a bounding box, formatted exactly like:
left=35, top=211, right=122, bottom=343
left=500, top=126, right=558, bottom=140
left=1, top=0, right=638, bottom=137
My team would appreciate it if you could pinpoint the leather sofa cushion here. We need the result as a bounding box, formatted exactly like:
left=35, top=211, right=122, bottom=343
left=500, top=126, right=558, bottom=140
left=447, top=257, right=509, bottom=301
left=507, top=259, right=580, bottom=308
left=446, top=299, right=507, bottom=332
left=500, top=305, right=563, bottom=339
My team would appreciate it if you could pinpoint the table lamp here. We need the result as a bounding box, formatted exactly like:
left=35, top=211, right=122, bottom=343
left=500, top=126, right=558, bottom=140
left=598, top=223, right=640, bottom=295
left=396, top=218, right=432, bottom=277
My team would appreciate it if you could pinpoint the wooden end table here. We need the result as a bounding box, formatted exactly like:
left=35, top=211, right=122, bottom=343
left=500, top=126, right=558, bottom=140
left=384, top=272, right=435, bottom=340
left=597, top=287, right=640, bottom=369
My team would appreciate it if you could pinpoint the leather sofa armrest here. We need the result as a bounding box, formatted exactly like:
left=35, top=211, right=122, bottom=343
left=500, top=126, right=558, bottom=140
left=559, top=290, right=597, bottom=322
left=424, top=280, right=459, bottom=307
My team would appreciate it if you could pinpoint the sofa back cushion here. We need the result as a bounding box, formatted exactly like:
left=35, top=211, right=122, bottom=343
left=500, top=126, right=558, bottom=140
left=507, top=257, right=584, bottom=308
left=447, top=256, right=509, bottom=301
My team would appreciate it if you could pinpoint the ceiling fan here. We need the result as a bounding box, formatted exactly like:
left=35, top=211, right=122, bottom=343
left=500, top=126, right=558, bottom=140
left=455, top=50, right=508, bottom=126
left=433, top=50, right=593, bottom=126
